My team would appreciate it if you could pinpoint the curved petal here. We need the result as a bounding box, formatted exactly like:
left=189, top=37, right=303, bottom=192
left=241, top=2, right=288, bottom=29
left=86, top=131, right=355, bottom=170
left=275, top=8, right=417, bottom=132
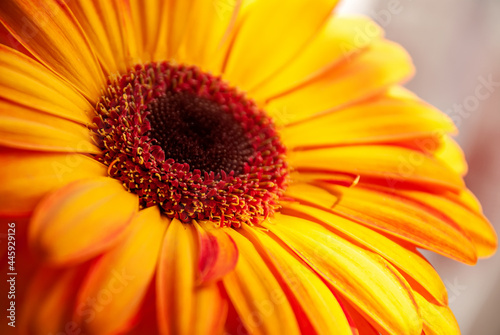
left=415, top=291, right=460, bottom=335
left=193, top=283, right=228, bottom=335
left=250, top=16, right=383, bottom=100
left=266, top=40, right=414, bottom=125
left=281, top=92, right=456, bottom=149
left=285, top=183, right=477, bottom=264
left=75, top=206, right=168, bottom=334
left=0, top=0, right=106, bottom=99
left=223, top=0, right=339, bottom=91
left=283, top=202, right=448, bottom=305
left=241, top=225, right=353, bottom=335
left=222, top=228, right=301, bottom=335
left=29, top=177, right=138, bottom=264
left=0, top=101, right=100, bottom=153
left=156, top=218, right=198, bottom=335
left=0, top=44, right=94, bottom=124
left=264, top=214, right=422, bottom=335
left=195, top=220, right=239, bottom=284
left=399, top=189, right=497, bottom=258
left=435, top=135, right=468, bottom=176
left=288, top=144, right=465, bottom=192
left=0, top=150, right=106, bottom=216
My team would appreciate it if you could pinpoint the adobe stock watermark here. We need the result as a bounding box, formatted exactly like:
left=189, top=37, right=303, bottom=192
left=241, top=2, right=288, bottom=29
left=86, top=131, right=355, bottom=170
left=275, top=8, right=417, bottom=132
left=445, top=74, right=500, bottom=128
left=444, top=277, right=467, bottom=305
left=48, top=267, right=135, bottom=335
left=51, top=140, right=98, bottom=182
left=340, top=0, right=413, bottom=60
left=214, top=0, right=237, bottom=20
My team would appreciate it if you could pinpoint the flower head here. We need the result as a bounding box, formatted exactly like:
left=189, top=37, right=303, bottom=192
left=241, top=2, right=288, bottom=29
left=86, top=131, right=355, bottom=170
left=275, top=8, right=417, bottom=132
left=0, top=0, right=497, bottom=334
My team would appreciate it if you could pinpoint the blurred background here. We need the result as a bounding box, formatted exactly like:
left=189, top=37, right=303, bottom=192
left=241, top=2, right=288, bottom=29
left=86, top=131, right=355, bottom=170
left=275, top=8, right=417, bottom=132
left=337, top=1, right=500, bottom=334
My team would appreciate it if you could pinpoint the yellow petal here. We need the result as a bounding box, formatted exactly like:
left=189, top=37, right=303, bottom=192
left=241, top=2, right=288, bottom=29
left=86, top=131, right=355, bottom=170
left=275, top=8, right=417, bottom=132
left=68, top=0, right=139, bottom=74
left=264, top=214, right=422, bottom=335
left=223, top=228, right=301, bottom=335
left=156, top=218, right=198, bottom=335
left=290, top=170, right=361, bottom=187
left=0, top=150, right=106, bottom=216
left=283, top=201, right=448, bottom=305
left=0, top=0, right=105, bottom=99
left=0, top=44, right=94, bottom=124
left=29, top=177, right=138, bottom=264
left=193, top=284, right=228, bottom=335
left=0, top=101, right=100, bottom=153
left=241, top=225, right=353, bottom=335
left=400, top=189, right=497, bottom=258
left=285, top=183, right=477, bottom=264
left=175, top=0, right=241, bottom=70
left=288, top=144, right=465, bottom=192
left=75, top=206, right=168, bottom=334
left=435, top=135, right=468, bottom=176
left=281, top=92, right=456, bottom=149
left=128, top=0, right=168, bottom=62
left=266, top=40, right=414, bottom=125
left=414, top=291, right=460, bottom=335
left=223, top=0, right=339, bottom=91
left=250, top=16, right=383, bottom=100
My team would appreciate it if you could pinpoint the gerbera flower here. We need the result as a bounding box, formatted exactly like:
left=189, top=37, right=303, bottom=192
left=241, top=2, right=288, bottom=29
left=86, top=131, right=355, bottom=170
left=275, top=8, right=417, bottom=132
left=0, top=0, right=496, bottom=334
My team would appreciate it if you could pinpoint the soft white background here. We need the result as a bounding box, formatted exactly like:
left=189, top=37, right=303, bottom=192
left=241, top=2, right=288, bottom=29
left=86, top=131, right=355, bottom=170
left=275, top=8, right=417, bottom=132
left=337, top=1, right=500, bottom=334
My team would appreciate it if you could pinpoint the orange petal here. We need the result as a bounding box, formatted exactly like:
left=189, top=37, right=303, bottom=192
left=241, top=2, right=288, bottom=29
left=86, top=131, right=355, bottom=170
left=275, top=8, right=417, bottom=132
left=283, top=201, right=448, bottom=305
left=67, top=0, right=139, bottom=74
left=290, top=170, right=361, bottom=187
left=75, top=206, right=168, bottom=334
left=175, top=0, right=241, bottom=70
left=156, top=218, right=198, bottom=335
left=240, top=225, right=352, bottom=335
left=286, top=183, right=477, bottom=264
left=0, top=150, right=106, bottom=216
left=266, top=40, right=414, bottom=125
left=250, top=16, right=383, bottom=101
left=195, top=220, right=239, bottom=284
left=264, top=214, right=422, bottom=335
left=281, top=92, right=456, bottom=149
left=340, top=298, right=380, bottom=335
left=399, top=189, right=497, bottom=258
left=414, top=291, right=460, bottom=335
left=288, top=144, right=465, bottom=192
left=0, top=100, right=100, bottom=153
left=193, top=283, right=228, bottom=335
left=128, top=0, right=168, bottom=62
left=435, top=135, right=468, bottom=176
left=222, top=228, right=301, bottom=335
left=20, top=266, right=87, bottom=334
left=223, top=0, right=339, bottom=91
left=0, top=0, right=105, bottom=99
left=0, top=44, right=94, bottom=124
left=29, top=177, right=138, bottom=264
left=0, top=21, right=29, bottom=54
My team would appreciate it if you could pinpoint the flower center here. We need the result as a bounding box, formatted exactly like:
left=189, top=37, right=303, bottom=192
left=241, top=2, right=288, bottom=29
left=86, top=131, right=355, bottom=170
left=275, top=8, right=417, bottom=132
left=147, top=91, right=253, bottom=174
left=91, top=62, right=289, bottom=227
